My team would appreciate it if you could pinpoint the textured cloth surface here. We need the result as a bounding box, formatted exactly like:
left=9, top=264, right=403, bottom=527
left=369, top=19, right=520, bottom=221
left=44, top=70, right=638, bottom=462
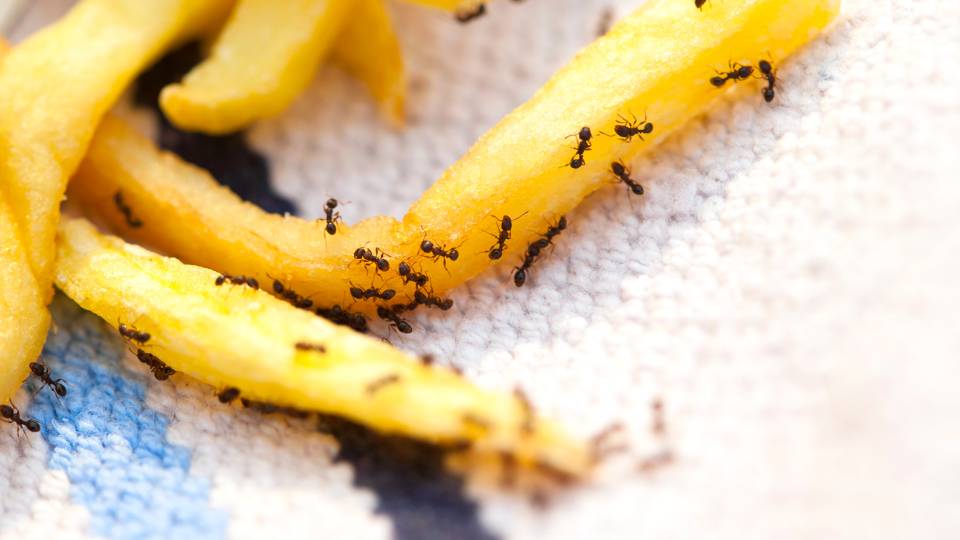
left=2, top=1, right=959, bottom=539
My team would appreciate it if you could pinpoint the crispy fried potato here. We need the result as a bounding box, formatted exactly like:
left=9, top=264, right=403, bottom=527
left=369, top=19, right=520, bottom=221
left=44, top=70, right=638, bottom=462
left=0, top=0, right=234, bottom=295
left=71, top=0, right=839, bottom=313
left=0, top=192, right=50, bottom=403
left=159, top=0, right=352, bottom=134
left=332, top=0, right=405, bottom=126
left=54, top=217, right=590, bottom=475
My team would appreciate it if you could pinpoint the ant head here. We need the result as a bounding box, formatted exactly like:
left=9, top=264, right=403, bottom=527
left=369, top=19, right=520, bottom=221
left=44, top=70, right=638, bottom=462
left=26, top=419, right=41, bottom=432
left=29, top=362, right=44, bottom=376
left=611, top=161, right=626, bottom=176
left=737, top=65, right=754, bottom=78
left=376, top=306, right=390, bottom=318
left=0, top=404, right=13, bottom=419
left=353, top=247, right=367, bottom=259
left=325, top=198, right=338, bottom=209
left=501, top=215, right=513, bottom=230
left=448, top=249, right=460, bottom=261
left=642, top=122, right=654, bottom=133
left=420, top=239, right=434, bottom=253
left=758, top=59, right=772, bottom=74
left=377, top=259, right=390, bottom=272
left=440, top=299, right=454, bottom=311
left=557, top=216, right=568, bottom=230
left=710, top=76, right=726, bottom=87
left=578, top=126, right=592, bottom=141
left=397, top=321, right=413, bottom=334
left=381, top=289, right=396, bottom=301
left=398, top=261, right=411, bottom=275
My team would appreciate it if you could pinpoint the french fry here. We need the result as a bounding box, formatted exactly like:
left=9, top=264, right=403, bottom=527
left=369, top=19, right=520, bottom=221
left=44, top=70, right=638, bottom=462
left=332, top=0, right=405, bottom=126
left=54, top=217, right=591, bottom=475
left=0, top=0, right=234, bottom=295
left=159, top=0, right=352, bottom=134
left=71, top=0, right=840, bottom=312
left=0, top=192, right=49, bottom=404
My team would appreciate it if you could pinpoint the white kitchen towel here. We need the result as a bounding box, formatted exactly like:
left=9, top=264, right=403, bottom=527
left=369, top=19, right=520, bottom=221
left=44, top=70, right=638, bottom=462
left=1, top=1, right=958, bottom=539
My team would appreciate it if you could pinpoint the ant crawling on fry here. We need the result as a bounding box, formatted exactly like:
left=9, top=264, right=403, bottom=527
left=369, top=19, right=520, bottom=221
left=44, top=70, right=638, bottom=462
left=603, top=112, right=654, bottom=143
left=710, top=61, right=754, bottom=87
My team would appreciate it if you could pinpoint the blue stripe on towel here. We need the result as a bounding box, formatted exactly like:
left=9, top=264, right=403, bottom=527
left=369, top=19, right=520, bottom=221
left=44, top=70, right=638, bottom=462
left=27, top=296, right=227, bottom=540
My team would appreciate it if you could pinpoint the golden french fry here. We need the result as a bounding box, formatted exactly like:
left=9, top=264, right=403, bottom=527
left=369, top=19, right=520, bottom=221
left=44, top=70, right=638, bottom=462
left=159, top=0, right=352, bottom=134
left=333, top=0, right=405, bottom=126
left=71, top=0, right=839, bottom=315
left=0, top=193, right=50, bottom=404
left=0, top=0, right=234, bottom=296
left=54, top=217, right=591, bottom=475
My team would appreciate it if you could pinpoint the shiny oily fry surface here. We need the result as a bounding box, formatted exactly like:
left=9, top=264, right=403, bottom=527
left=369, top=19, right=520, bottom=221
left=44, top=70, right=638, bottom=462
left=159, top=0, right=351, bottom=134
left=332, top=0, right=405, bottom=126
left=72, top=0, right=839, bottom=313
left=53, top=218, right=591, bottom=475
left=0, top=193, right=49, bottom=403
left=0, top=0, right=233, bottom=293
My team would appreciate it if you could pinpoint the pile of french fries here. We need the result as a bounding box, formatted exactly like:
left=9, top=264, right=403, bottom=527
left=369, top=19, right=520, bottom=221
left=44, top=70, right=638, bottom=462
left=0, top=0, right=839, bottom=480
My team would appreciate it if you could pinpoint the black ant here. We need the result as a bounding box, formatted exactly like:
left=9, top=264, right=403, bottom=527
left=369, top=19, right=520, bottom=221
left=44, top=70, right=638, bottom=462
left=611, top=161, right=644, bottom=195
left=215, top=273, right=259, bottom=290
left=218, top=387, right=240, bottom=404
left=113, top=190, right=143, bottom=229
left=419, top=354, right=435, bottom=366
left=513, top=216, right=567, bottom=287
left=353, top=247, right=391, bottom=273
left=271, top=278, right=313, bottom=309
left=455, top=3, right=485, bottom=23
left=486, top=213, right=525, bottom=260
left=29, top=361, right=67, bottom=397
left=605, top=113, right=654, bottom=143
left=567, top=126, right=592, bottom=169
left=413, top=289, right=454, bottom=311
left=397, top=261, right=429, bottom=288
left=294, top=342, right=327, bottom=353
left=119, top=323, right=150, bottom=344
left=349, top=284, right=396, bottom=302
left=710, top=61, right=754, bottom=87
left=1, top=403, right=40, bottom=435
left=376, top=306, right=413, bottom=334
left=514, top=387, right=535, bottom=434
left=420, top=238, right=460, bottom=267
left=366, top=374, right=401, bottom=395
left=322, top=198, right=342, bottom=235
left=695, top=0, right=709, bottom=9
left=316, top=305, right=369, bottom=333
left=136, top=349, right=175, bottom=381
left=757, top=58, right=777, bottom=102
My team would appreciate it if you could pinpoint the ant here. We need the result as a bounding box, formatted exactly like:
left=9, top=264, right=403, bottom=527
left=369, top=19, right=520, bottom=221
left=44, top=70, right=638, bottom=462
left=113, top=190, right=143, bottom=229
left=119, top=323, right=150, bottom=344
left=366, top=374, right=401, bottom=395
left=485, top=213, right=526, bottom=260
left=218, top=387, right=240, bottom=404
left=419, top=354, right=435, bottom=367
left=316, top=305, right=369, bottom=333
left=1, top=403, right=40, bottom=435
left=567, top=126, right=592, bottom=169
left=349, top=283, right=396, bottom=302
left=455, top=3, right=485, bottom=23
left=413, top=289, right=454, bottom=311
left=420, top=238, right=460, bottom=267
left=353, top=247, right=391, bottom=273
left=215, top=273, right=259, bottom=290
left=397, top=261, right=429, bottom=288
left=604, top=113, right=654, bottom=143
left=611, top=161, right=644, bottom=195
left=294, top=342, right=327, bottom=353
left=136, top=349, right=175, bottom=381
left=695, top=0, right=709, bottom=9
left=710, top=61, right=754, bottom=87
left=322, top=198, right=342, bottom=235
left=757, top=58, right=777, bottom=102
left=271, top=278, right=314, bottom=309
left=513, top=216, right=567, bottom=287
left=376, top=306, right=413, bottom=334
left=514, top=387, right=535, bottom=434
left=29, top=361, right=67, bottom=397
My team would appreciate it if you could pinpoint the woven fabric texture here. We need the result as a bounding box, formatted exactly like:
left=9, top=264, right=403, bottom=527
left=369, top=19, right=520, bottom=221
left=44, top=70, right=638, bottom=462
left=2, top=1, right=958, bottom=539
